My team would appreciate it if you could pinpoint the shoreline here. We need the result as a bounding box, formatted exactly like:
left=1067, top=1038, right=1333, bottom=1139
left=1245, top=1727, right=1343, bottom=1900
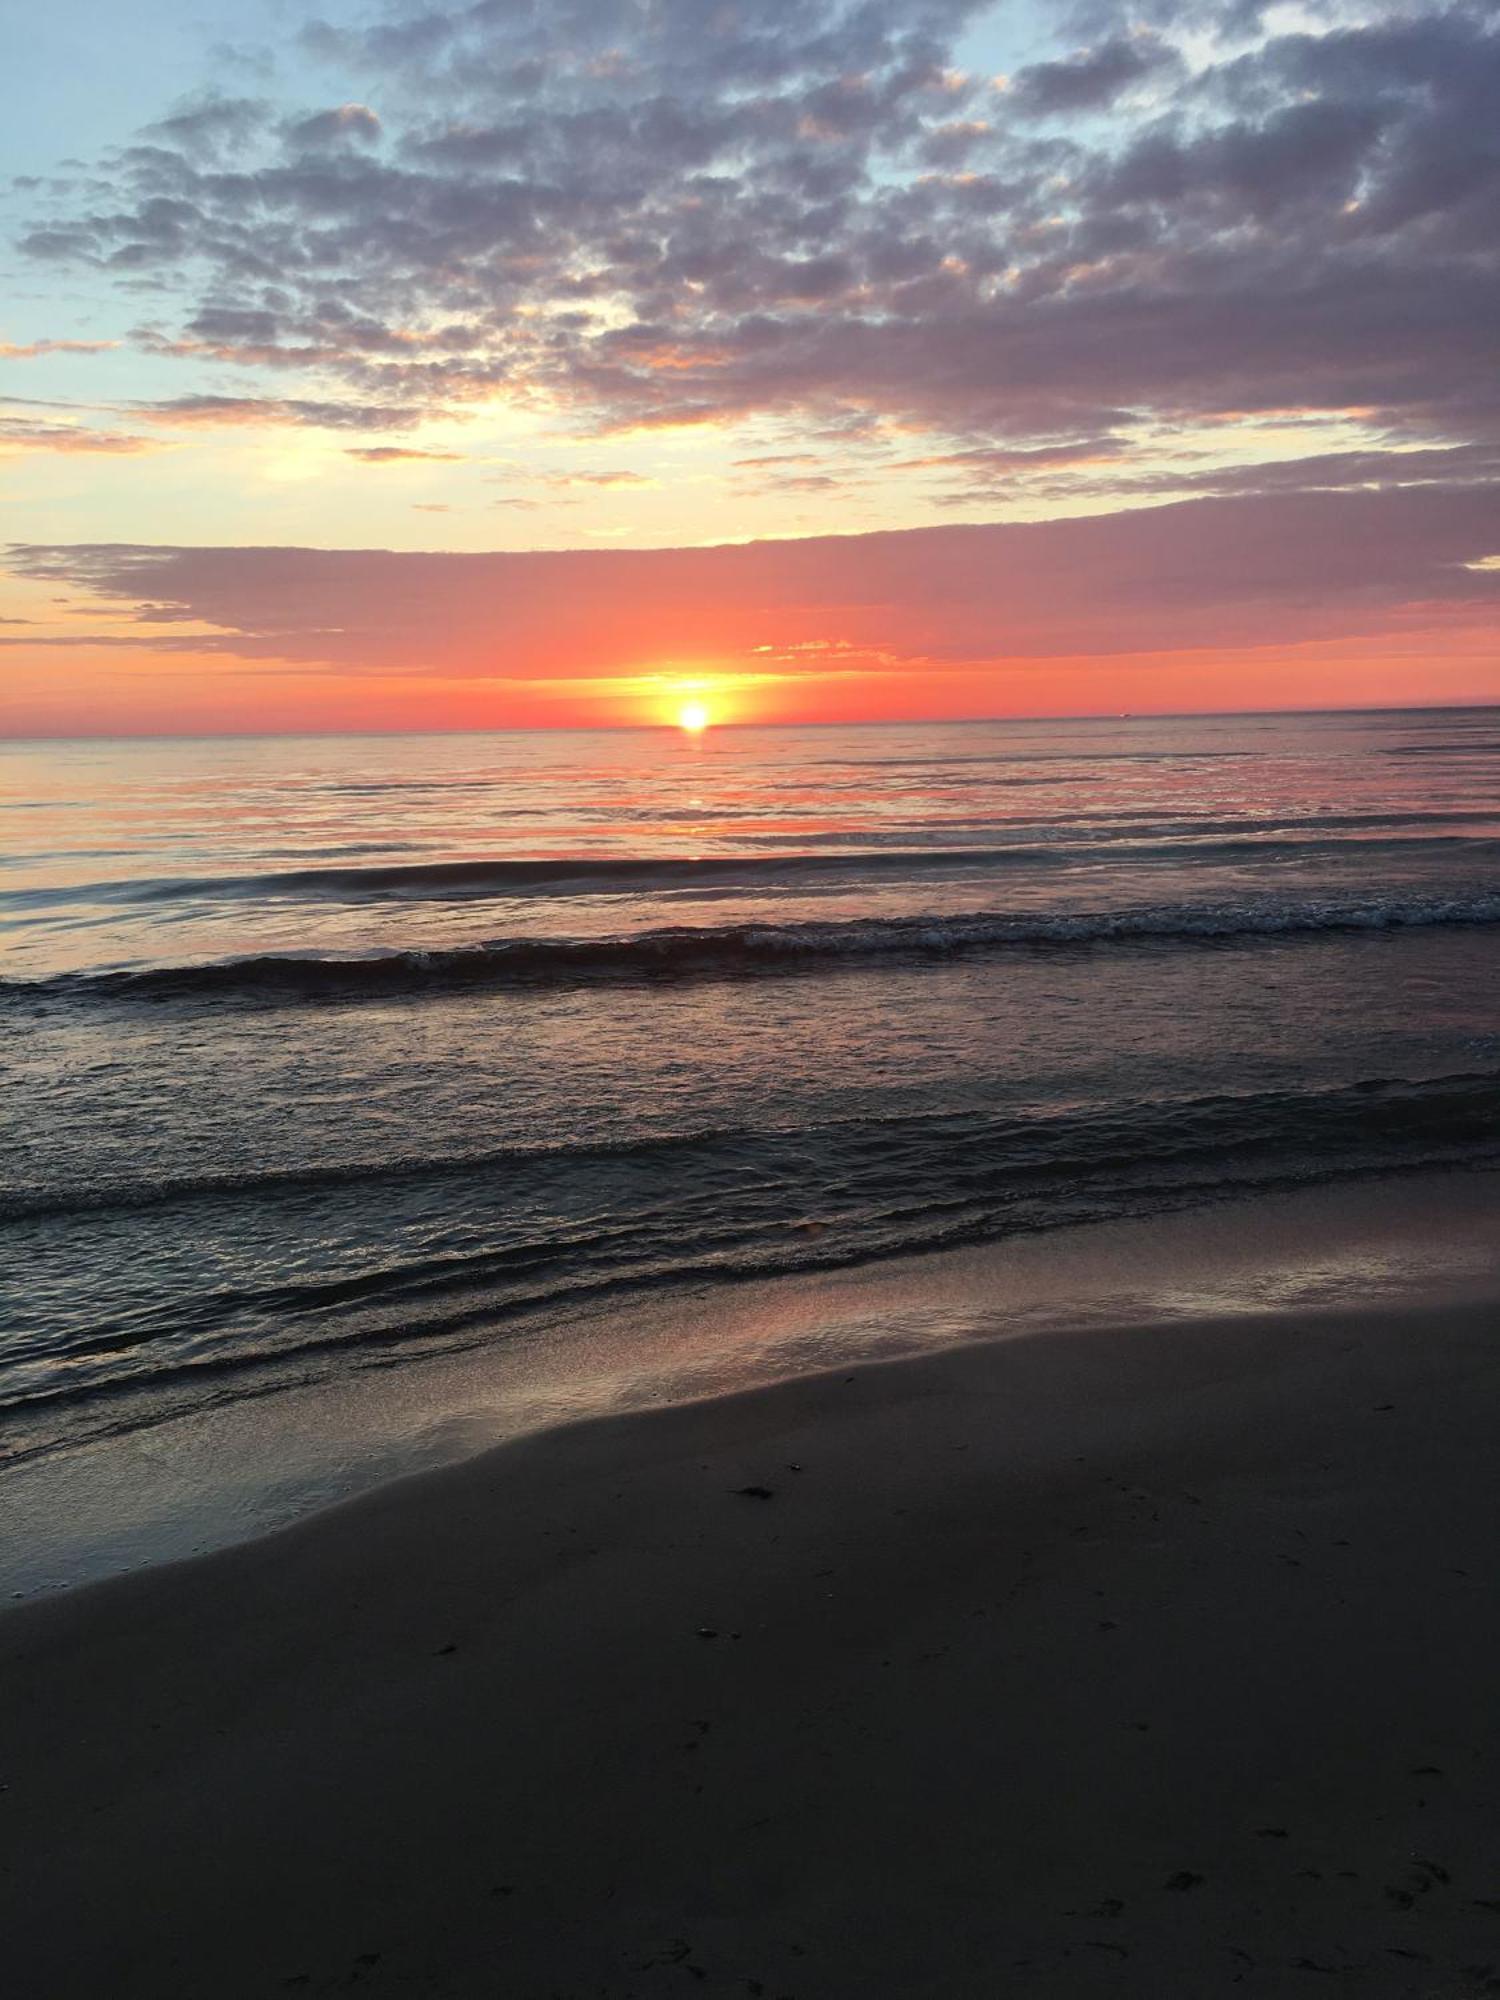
left=5, top=1165, right=1499, bottom=1599
left=3, top=1247, right=1499, bottom=1993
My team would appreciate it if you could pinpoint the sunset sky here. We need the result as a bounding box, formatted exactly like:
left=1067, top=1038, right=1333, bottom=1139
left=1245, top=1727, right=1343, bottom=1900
left=2, top=0, right=1496, bottom=733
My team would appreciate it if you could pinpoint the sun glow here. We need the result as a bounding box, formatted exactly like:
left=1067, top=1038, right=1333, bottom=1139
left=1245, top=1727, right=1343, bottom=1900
left=677, top=698, right=711, bottom=732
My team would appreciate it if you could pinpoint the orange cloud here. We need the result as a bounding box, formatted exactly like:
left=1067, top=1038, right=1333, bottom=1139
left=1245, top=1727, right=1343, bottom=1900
left=0, top=418, right=159, bottom=455
left=5, top=485, right=1496, bottom=734
left=345, top=446, right=465, bottom=463
left=0, top=339, right=116, bottom=358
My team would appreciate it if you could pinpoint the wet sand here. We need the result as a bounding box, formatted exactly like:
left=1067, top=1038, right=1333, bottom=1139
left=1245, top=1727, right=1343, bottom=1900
left=3, top=1290, right=1498, bottom=1996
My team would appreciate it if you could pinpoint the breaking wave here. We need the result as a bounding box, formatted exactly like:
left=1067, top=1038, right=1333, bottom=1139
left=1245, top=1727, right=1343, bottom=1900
left=7, top=1067, right=1500, bottom=1432
left=9, top=820, right=1499, bottom=912
left=9, top=886, right=1500, bottom=1005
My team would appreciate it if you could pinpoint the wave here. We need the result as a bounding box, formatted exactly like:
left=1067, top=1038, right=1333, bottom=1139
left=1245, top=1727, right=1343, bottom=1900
left=10, top=1067, right=1500, bottom=1227
left=817, top=748, right=1260, bottom=766
left=3, top=846, right=1062, bottom=908
left=6, top=1069, right=1499, bottom=1436
left=5, top=883, right=1500, bottom=1007
left=2, top=1120, right=750, bottom=1219
left=17, top=816, right=1500, bottom=912
left=12, top=820, right=1500, bottom=913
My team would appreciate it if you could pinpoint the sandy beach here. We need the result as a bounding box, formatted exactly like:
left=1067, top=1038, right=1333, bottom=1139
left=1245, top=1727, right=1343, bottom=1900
left=3, top=1275, right=1497, bottom=1997
left=8, top=0, right=1499, bottom=1982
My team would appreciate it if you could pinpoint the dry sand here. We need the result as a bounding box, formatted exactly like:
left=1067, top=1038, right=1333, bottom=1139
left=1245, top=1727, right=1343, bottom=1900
left=2, top=1292, right=1498, bottom=1997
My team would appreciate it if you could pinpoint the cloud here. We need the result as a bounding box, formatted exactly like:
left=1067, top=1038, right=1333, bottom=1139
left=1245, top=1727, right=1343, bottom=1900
left=9, top=483, right=1494, bottom=678
left=535, top=468, right=655, bottom=489
left=896, top=437, right=1126, bottom=482
left=345, top=444, right=463, bottom=462
left=1005, top=33, right=1182, bottom=116
left=11, top=0, right=1499, bottom=506
left=0, top=417, right=158, bottom=455
left=133, top=394, right=430, bottom=431
left=1084, top=440, right=1500, bottom=502
left=140, top=93, right=269, bottom=157
left=0, top=339, right=117, bottom=359
left=776, top=471, right=868, bottom=492
left=479, top=465, right=658, bottom=501
left=283, top=104, right=382, bottom=150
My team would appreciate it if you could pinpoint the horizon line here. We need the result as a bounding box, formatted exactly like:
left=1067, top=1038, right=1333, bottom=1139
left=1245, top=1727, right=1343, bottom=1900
left=4, top=697, right=1499, bottom=746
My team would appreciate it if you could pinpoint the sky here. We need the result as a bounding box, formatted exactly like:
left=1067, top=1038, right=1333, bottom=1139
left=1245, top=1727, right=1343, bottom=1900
left=1, top=0, right=1496, bottom=733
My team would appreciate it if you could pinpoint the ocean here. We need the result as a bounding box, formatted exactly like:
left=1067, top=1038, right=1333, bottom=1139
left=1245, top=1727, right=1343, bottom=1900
left=5, top=708, right=1500, bottom=1473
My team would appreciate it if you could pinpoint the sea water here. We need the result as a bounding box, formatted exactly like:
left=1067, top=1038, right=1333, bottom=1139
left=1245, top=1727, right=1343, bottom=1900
left=5, top=708, right=1500, bottom=1469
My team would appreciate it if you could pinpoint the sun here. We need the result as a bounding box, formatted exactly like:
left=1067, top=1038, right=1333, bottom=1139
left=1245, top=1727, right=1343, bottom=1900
left=677, top=699, right=711, bottom=733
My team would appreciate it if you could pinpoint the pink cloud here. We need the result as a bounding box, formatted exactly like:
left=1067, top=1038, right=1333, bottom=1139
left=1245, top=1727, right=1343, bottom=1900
left=9, top=483, right=1495, bottom=683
